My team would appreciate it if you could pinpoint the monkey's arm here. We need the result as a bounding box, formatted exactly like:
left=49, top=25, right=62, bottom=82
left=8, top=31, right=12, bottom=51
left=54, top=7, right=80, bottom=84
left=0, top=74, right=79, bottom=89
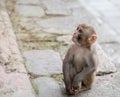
left=63, top=61, right=71, bottom=92
left=74, top=66, right=96, bottom=81
left=63, top=47, right=74, bottom=93
left=73, top=54, right=98, bottom=88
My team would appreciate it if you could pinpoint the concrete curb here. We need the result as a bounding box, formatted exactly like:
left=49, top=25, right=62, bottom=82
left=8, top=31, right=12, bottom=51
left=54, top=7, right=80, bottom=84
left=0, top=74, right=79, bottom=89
left=0, top=0, right=36, bottom=97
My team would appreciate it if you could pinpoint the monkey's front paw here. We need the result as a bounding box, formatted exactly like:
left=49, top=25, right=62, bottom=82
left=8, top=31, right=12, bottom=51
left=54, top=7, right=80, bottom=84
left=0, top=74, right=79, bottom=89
left=66, top=89, right=75, bottom=95
left=72, top=81, right=81, bottom=94
left=73, top=81, right=79, bottom=90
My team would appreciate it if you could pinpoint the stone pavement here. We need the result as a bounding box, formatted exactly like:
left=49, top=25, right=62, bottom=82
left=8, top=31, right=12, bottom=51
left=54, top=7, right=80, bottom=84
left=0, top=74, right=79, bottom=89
left=0, top=0, right=119, bottom=97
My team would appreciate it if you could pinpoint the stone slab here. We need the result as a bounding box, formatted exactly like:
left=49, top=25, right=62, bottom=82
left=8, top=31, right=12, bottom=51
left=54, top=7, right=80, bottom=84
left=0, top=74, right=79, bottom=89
left=101, top=43, right=120, bottom=70
left=32, top=77, right=62, bottom=97
left=23, top=50, right=62, bottom=75
left=41, top=0, right=70, bottom=15
left=0, top=66, right=35, bottom=97
left=15, top=5, right=45, bottom=17
left=16, top=0, right=40, bottom=5
left=94, top=44, right=117, bottom=75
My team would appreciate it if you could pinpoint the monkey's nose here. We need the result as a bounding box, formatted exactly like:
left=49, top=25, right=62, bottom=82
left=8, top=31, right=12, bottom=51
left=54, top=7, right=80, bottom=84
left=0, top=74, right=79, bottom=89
left=73, top=32, right=78, bottom=37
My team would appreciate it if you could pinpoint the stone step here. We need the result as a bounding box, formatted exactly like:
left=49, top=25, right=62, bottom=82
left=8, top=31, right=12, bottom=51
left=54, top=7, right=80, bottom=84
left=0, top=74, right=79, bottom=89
left=0, top=0, right=36, bottom=97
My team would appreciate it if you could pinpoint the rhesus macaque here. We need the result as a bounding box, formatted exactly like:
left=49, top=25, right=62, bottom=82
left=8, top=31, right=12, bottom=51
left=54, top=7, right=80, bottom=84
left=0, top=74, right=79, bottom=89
left=63, top=24, right=98, bottom=95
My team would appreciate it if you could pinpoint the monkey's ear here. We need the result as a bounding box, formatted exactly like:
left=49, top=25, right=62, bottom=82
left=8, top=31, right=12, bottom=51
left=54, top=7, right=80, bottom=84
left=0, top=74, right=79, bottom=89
left=88, top=34, right=97, bottom=44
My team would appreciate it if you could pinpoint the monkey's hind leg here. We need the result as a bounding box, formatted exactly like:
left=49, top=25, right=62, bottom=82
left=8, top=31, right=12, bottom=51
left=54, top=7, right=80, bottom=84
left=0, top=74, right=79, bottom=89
left=80, top=74, right=95, bottom=92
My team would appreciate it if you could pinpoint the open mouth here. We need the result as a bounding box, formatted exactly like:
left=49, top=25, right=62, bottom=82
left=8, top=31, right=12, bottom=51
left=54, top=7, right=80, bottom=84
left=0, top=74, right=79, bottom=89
left=72, top=37, right=79, bottom=44
left=72, top=36, right=76, bottom=41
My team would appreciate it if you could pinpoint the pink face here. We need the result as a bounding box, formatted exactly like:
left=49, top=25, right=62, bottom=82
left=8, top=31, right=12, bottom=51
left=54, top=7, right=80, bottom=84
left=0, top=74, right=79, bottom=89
left=72, top=26, right=83, bottom=45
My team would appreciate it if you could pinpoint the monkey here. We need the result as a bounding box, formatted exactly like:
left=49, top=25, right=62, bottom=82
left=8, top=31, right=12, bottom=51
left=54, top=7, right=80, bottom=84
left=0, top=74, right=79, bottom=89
left=63, top=24, right=98, bottom=95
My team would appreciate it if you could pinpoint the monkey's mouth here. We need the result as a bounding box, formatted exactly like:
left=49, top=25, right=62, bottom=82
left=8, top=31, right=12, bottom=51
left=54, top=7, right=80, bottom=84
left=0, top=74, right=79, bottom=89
left=72, top=36, right=81, bottom=46
left=72, top=36, right=76, bottom=42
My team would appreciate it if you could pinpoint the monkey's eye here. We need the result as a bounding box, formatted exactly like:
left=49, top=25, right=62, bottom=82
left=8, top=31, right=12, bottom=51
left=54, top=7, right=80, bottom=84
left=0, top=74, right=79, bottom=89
left=79, top=29, right=83, bottom=33
left=76, top=27, right=79, bottom=30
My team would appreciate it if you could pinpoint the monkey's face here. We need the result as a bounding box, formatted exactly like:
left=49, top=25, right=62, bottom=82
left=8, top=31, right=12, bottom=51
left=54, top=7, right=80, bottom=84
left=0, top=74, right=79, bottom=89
left=72, top=25, right=89, bottom=46
left=72, top=24, right=97, bottom=47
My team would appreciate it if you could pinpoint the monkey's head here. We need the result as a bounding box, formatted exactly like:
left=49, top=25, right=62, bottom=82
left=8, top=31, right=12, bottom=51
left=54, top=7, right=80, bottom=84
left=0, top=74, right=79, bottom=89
left=72, top=24, right=97, bottom=47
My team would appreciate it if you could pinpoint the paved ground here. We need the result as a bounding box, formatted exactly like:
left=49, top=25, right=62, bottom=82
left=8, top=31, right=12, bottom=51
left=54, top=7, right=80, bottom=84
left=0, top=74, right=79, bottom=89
left=0, top=0, right=120, bottom=97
